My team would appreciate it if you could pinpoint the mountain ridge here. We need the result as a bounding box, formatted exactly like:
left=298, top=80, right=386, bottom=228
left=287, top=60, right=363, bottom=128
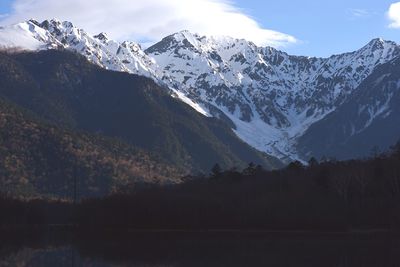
left=1, top=19, right=399, bottom=162
left=0, top=49, right=281, bottom=174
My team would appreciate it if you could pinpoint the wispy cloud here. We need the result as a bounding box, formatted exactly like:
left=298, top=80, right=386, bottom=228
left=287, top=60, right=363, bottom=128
left=388, top=2, right=400, bottom=28
left=346, top=8, right=373, bottom=20
left=0, top=0, right=297, bottom=48
left=349, top=9, right=369, bottom=18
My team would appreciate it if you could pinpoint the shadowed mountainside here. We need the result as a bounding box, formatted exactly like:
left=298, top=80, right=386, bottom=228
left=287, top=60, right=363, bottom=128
left=0, top=50, right=282, bottom=174
left=0, top=98, right=181, bottom=198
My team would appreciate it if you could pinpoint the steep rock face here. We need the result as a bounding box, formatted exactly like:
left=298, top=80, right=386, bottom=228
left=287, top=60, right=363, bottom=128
left=297, top=58, right=400, bottom=160
left=147, top=33, right=399, bottom=160
left=1, top=19, right=399, bottom=161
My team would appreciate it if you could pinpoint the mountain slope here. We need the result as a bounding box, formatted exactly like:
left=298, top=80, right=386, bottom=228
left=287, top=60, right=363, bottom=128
left=0, top=19, right=160, bottom=78
left=0, top=98, right=181, bottom=198
left=146, top=34, right=400, bottom=160
left=297, top=57, right=400, bottom=160
left=1, top=19, right=399, bottom=162
left=0, top=50, right=282, bottom=172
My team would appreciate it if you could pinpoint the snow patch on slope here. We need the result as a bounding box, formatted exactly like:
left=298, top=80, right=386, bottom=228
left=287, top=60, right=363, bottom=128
left=171, top=88, right=211, bottom=117
left=1, top=20, right=399, bottom=161
left=0, top=22, right=46, bottom=50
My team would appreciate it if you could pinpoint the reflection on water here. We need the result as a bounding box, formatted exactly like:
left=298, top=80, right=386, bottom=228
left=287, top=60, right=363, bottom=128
left=0, top=229, right=399, bottom=267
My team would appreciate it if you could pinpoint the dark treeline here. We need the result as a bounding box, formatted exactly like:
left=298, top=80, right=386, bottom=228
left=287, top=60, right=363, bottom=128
left=1, top=144, right=400, bottom=231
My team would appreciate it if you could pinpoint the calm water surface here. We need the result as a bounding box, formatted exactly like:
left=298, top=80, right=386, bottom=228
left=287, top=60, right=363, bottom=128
left=0, top=229, right=399, bottom=266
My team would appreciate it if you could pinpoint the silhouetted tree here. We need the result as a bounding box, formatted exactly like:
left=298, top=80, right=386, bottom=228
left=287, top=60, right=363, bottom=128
left=287, top=161, right=304, bottom=171
left=211, top=163, right=222, bottom=179
left=243, top=162, right=257, bottom=176
left=391, top=140, right=400, bottom=159
left=308, top=157, right=319, bottom=167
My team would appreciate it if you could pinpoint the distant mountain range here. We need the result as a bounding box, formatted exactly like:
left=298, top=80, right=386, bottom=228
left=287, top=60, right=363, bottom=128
left=1, top=18, right=399, bottom=164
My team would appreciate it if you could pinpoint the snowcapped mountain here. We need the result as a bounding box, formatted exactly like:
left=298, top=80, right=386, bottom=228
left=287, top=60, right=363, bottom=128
left=146, top=32, right=400, bottom=161
left=297, top=57, right=400, bottom=160
left=1, top=19, right=399, bottom=162
left=0, top=19, right=160, bottom=78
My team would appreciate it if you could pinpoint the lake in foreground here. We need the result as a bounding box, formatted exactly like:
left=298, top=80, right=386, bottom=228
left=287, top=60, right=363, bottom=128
left=0, top=229, right=399, bottom=266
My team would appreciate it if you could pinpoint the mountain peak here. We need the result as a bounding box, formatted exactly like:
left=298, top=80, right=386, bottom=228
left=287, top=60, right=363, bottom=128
left=94, top=32, right=109, bottom=42
left=39, top=19, right=74, bottom=33
left=174, top=30, right=200, bottom=38
left=171, top=30, right=202, bottom=48
left=364, top=37, right=397, bottom=50
left=27, top=19, right=41, bottom=27
left=145, top=30, right=202, bottom=55
left=370, top=37, right=384, bottom=43
left=1, top=19, right=400, bottom=162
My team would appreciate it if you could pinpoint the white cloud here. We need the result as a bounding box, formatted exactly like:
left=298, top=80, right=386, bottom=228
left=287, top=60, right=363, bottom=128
left=388, top=2, right=400, bottom=28
left=0, top=0, right=297, bottom=48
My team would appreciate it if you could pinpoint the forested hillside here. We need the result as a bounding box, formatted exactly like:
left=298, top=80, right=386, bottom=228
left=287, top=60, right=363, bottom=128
left=0, top=98, right=181, bottom=198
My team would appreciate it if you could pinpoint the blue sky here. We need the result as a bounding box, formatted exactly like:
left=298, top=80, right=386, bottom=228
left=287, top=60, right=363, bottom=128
left=0, top=1, right=11, bottom=16
left=234, top=0, right=400, bottom=56
left=0, top=0, right=399, bottom=57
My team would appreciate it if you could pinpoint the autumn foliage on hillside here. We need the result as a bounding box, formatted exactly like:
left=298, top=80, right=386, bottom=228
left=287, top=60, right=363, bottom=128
left=0, top=99, right=182, bottom=198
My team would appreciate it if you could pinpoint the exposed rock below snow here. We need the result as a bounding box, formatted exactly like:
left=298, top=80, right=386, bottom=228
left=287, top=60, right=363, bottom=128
left=297, top=57, right=400, bottom=160
left=147, top=33, right=400, bottom=160
left=1, top=20, right=399, bottom=162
